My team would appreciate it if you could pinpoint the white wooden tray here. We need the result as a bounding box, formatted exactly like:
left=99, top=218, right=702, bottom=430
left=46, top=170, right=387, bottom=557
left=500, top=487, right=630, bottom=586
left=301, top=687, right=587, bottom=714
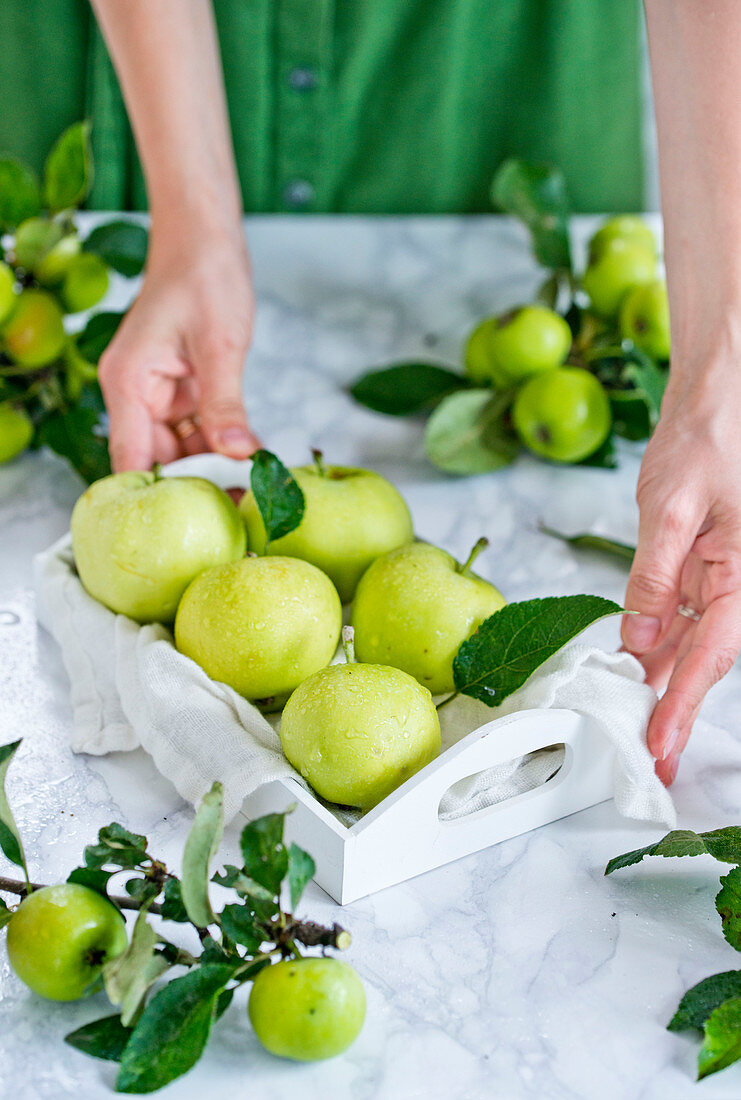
left=164, top=455, right=615, bottom=906
left=240, top=708, right=613, bottom=905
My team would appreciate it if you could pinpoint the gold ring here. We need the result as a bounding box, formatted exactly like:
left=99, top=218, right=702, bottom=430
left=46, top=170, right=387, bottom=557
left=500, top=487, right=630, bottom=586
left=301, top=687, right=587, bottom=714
left=173, top=415, right=200, bottom=441
left=677, top=604, right=702, bottom=622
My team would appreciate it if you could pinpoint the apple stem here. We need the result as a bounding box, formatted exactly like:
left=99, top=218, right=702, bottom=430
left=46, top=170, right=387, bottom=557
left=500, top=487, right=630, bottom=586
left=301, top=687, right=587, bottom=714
left=151, top=462, right=163, bottom=481
left=436, top=691, right=460, bottom=712
left=341, top=625, right=356, bottom=663
left=311, top=448, right=328, bottom=477
left=459, top=537, right=489, bottom=578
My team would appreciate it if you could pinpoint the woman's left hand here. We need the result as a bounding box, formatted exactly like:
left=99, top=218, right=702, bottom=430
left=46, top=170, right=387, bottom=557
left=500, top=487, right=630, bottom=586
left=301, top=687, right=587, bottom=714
left=621, top=372, right=741, bottom=784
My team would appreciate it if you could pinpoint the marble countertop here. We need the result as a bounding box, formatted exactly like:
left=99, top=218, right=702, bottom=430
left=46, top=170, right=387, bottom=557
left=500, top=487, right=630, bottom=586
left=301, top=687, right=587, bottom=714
left=2, top=215, right=740, bottom=1100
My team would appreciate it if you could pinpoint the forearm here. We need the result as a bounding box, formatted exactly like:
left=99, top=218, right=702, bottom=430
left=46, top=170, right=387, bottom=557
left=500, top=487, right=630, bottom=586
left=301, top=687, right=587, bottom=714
left=646, top=0, right=741, bottom=392
left=90, top=0, right=242, bottom=244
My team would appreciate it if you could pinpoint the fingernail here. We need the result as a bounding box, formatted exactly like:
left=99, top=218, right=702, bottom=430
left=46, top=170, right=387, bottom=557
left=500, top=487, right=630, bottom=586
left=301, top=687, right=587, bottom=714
left=661, top=729, right=680, bottom=761
left=666, top=753, right=680, bottom=785
left=623, top=613, right=661, bottom=652
left=217, top=428, right=251, bottom=456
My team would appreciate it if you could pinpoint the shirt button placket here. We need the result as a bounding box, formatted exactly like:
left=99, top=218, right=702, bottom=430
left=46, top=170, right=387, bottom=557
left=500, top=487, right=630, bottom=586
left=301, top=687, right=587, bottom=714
left=275, top=0, right=334, bottom=212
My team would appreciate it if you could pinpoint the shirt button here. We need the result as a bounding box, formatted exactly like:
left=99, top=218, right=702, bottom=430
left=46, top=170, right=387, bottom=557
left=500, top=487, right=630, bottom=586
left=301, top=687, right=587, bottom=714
left=288, top=67, right=318, bottom=91
left=284, top=180, right=315, bottom=209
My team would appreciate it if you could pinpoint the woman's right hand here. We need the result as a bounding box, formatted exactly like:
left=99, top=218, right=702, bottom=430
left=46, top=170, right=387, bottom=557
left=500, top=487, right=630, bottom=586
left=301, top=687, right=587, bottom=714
left=99, top=221, right=260, bottom=472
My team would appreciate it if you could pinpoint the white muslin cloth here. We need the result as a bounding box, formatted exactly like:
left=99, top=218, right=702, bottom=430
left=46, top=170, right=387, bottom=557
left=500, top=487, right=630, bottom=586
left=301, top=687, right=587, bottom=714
left=34, top=534, right=676, bottom=828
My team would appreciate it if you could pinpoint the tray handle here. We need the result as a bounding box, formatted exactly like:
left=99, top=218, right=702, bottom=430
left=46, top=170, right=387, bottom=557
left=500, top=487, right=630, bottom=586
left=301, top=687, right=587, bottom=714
left=354, top=707, right=610, bottom=837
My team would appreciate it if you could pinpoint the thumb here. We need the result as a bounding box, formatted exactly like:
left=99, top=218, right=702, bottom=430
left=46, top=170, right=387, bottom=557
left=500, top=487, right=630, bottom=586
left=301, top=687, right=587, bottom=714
left=195, top=342, right=260, bottom=459
left=622, top=500, right=696, bottom=654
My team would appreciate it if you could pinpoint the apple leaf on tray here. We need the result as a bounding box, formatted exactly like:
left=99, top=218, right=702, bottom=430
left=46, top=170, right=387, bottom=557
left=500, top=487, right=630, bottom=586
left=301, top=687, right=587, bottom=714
left=249, top=449, right=305, bottom=546
left=450, top=593, right=623, bottom=707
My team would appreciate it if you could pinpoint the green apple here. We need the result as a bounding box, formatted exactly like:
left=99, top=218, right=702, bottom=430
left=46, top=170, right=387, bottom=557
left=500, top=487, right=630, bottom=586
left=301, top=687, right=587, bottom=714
left=175, top=555, right=342, bottom=708
left=249, top=958, right=366, bottom=1061
left=61, top=254, right=110, bottom=313
left=0, top=261, right=17, bottom=326
left=71, top=470, right=247, bottom=623
left=6, top=883, right=127, bottom=1002
left=1, top=289, right=66, bottom=367
left=464, top=316, right=499, bottom=385
left=582, top=238, right=656, bottom=318
left=36, top=235, right=81, bottom=286
left=0, top=402, right=33, bottom=463
left=280, top=650, right=440, bottom=809
left=351, top=539, right=505, bottom=695
left=484, top=306, right=572, bottom=388
left=239, top=453, right=413, bottom=603
left=588, top=216, right=657, bottom=263
left=512, top=366, right=611, bottom=463
left=13, top=216, right=64, bottom=273
left=619, top=279, right=671, bottom=360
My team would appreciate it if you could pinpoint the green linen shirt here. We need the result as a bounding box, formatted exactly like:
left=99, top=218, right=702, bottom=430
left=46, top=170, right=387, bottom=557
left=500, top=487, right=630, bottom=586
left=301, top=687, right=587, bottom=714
left=0, top=0, right=644, bottom=214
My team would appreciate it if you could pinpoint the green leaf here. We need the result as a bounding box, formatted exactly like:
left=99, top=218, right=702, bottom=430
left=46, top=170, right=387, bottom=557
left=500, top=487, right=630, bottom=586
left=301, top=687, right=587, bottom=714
left=539, top=524, right=636, bottom=565
left=698, top=997, right=741, bottom=1079
left=124, top=878, right=160, bottom=907
left=622, top=352, right=668, bottom=428
left=453, top=595, right=623, bottom=707
left=76, top=311, right=125, bottom=364
left=605, top=827, right=741, bottom=876
left=0, top=897, right=13, bottom=931
left=104, top=908, right=169, bottom=1028
left=213, top=864, right=275, bottom=903
left=669, top=972, right=741, bottom=1032
left=160, top=877, right=189, bottom=923
left=83, top=220, right=148, bottom=278
left=717, top=867, right=741, bottom=952
left=67, top=866, right=115, bottom=899
left=0, top=740, right=27, bottom=880
left=219, top=904, right=263, bottom=952
left=424, top=389, right=519, bottom=475
left=181, top=782, right=224, bottom=928
left=44, top=121, right=92, bottom=212
left=116, top=964, right=233, bottom=1094
left=214, top=987, right=234, bottom=1020
left=37, top=389, right=111, bottom=485
left=490, top=158, right=572, bottom=272
left=288, top=843, right=315, bottom=910
left=199, top=936, right=235, bottom=967
left=349, top=362, right=468, bottom=417
left=250, top=449, right=305, bottom=545
left=0, top=159, right=41, bottom=229
left=608, top=389, right=653, bottom=442
left=84, top=822, right=149, bottom=871
left=240, top=812, right=289, bottom=895
left=65, top=1014, right=133, bottom=1063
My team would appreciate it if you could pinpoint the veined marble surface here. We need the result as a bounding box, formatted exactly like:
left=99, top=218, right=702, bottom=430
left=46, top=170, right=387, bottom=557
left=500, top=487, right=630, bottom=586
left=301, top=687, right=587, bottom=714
left=1, top=215, right=740, bottom=1100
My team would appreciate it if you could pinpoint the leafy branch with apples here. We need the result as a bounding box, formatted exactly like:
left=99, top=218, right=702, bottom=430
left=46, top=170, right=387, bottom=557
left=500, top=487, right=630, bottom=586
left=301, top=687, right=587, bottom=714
left=0, top=740, right=365, bottom=1093
left=351, top=159, right=670, bottom=475
left=0, top=120, right=147, bottom=482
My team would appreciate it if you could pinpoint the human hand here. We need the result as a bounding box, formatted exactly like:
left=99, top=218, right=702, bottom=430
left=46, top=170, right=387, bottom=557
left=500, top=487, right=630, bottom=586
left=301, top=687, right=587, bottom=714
left=621, top=377, right=741, bottom=785
left=99, top=223, right=260, bottom=471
